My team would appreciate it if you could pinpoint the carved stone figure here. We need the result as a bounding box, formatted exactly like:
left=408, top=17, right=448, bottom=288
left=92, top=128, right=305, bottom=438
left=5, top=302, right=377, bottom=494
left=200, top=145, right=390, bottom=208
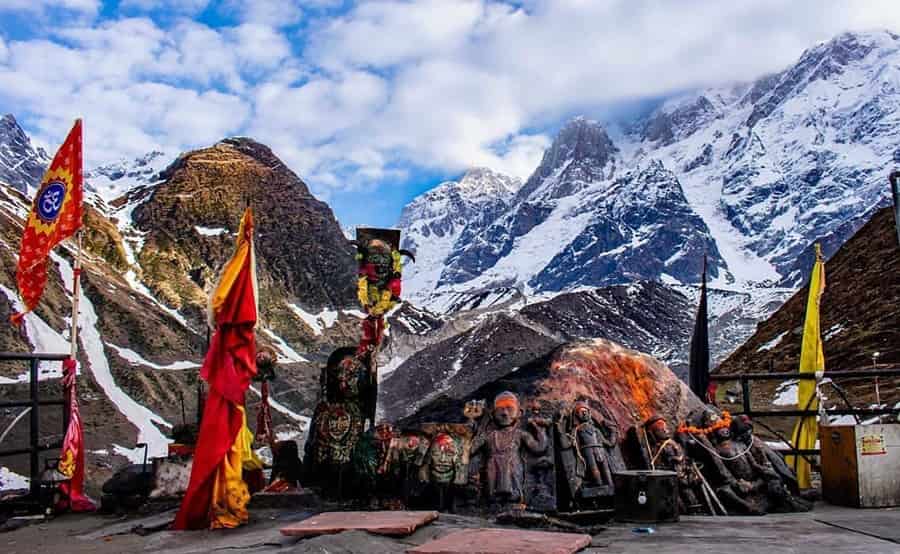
left=470, top=392, right=549, bottom=510
left=679, top=408, right=763, bottom=515
left=351, top=229, right=414, bottom=426
left=265, top=440, right=303, bottom=493
left=555, top=400, right=617, bottom=510
left=730, top=416, right=812, bottom=513
left=379, top=432, right=430, bottom=507
left=419, top=432, right=467, bottom=485
left=643, top=415, right=703, bottom=514
left=313, top=402, right=364, bottom=466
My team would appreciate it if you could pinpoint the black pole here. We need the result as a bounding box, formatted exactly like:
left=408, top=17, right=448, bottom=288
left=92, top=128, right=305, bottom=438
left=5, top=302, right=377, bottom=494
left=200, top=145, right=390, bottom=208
left=890, top=171, right=900, bottom=248
left=689, top=254, right=710, bottom=401
left=741, top=377, right=751, bottom=415
left=29, top=358, right=40, bottom=498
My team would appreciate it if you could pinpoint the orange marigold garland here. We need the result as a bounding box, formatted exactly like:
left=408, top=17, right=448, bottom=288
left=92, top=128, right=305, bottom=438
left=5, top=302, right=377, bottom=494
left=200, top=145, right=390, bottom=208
left=677, top=410, right=732, bottom=435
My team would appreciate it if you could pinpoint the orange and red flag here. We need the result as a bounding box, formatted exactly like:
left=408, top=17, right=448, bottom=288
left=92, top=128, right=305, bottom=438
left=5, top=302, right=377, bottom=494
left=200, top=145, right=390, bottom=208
left=174, top=208, right=258, bottom=530
left=11, top=119, right=84, bottom=325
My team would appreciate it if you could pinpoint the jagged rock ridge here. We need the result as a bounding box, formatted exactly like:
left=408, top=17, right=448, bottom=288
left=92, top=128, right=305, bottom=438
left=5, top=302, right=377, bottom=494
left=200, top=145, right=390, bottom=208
left=0, top=114, right=49, bottom=194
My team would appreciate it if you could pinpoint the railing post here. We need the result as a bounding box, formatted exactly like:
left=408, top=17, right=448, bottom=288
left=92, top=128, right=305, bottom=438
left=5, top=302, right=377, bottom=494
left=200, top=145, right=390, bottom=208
left=29, top=357, right=40, bottom=498
left=741, top=377, right=751, bottom=416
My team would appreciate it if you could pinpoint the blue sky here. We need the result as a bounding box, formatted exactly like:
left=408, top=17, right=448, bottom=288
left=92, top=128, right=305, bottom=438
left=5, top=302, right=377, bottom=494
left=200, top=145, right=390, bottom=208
left=0, top=1, right=897, bottom=228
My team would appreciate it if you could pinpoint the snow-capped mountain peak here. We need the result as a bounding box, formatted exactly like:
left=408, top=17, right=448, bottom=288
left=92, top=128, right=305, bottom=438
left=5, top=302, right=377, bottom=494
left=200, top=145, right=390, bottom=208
left=399, top=167, right=522, bottom=304
left=85, top=150, right=173, bottom=203
left=456, top=166, right=522, bottom=198
left=0, top=114, right=50, bottom=194
left=517, top=116, right=619, bottom=201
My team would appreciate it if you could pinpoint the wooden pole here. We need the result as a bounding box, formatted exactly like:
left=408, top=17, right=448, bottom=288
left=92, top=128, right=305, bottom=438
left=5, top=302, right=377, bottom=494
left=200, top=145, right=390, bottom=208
left=69, top=232, right=83, bottom=360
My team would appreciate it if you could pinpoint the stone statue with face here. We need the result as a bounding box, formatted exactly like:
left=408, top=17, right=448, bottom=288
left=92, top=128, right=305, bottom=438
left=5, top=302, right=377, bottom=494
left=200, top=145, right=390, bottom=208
left=571, top=400, right=614, bottom=488
left=644, top=415, right=702, bottom=513
left=470, top=391, right=549, bottom=508
left=424, top=433, right=461, bottom=484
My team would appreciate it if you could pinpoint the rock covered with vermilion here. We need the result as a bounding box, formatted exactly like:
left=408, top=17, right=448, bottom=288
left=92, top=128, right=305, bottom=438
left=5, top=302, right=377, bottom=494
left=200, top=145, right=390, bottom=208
left=402, top=337, right=704, bottom=439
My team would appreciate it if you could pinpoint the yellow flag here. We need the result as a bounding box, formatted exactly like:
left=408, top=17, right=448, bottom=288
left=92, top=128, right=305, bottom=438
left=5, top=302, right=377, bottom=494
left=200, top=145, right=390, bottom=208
left=786, top=244, right=825, bottom=489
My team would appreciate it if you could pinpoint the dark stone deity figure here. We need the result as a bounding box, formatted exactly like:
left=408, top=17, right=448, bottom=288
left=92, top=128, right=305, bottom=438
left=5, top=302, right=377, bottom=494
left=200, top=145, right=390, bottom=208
left=681, top=408, right=802, bottom=515
left=351, top=228, right=414, bottom=428
left=643, top=415, right=703, bottom=514
left=419, top=430, right=469, bottom=486
left=709, top=423, right=768, bottom=514
left=730, top=416, right=812, bottom=513
left=556, top=400, right=616, bottom=508
left=415, top=424, right=472, bottom=511
left=470, top=391, right=550, bottom=511
left=379, top=432, right=430, bottom=507
left=302, top=347, right=367, bottom=495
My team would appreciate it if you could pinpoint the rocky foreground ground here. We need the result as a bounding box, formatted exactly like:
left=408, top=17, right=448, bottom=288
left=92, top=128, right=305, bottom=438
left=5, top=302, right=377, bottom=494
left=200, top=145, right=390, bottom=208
left=3, top=503, right=900, bottom=554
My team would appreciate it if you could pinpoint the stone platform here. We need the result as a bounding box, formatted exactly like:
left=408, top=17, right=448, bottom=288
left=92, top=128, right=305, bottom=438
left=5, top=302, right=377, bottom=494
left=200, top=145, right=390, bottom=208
left=408, top=528, right=592, bottom=554
left=3, top=504, right=900, bottom=553
left=280, top=510, right=438, bottom=538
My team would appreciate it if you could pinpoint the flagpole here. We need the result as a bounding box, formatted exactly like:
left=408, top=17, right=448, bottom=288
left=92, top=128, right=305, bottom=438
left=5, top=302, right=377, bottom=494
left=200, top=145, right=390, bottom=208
left=69, top=231, right=82, bottom=359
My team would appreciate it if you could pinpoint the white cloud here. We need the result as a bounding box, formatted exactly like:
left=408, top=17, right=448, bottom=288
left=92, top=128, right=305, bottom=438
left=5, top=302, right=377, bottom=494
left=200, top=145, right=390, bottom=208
left=309, top=0, right=485, bottom=69
left=0, top=0, right=99, bottom=14
left=223, top=0, right=304, bottom=27
left=227, top=23, right=294, bottom=71
left=4, top=0, right=900, bottom=204
left=119, top=0, right=210, bottom=15
left=0, top=17, right=251, bottom=165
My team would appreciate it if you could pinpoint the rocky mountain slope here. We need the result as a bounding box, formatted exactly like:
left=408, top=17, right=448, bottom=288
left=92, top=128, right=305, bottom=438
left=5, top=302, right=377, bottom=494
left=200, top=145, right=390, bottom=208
left=400, top=30, right=900, bottom=305
left=717, top=207, right=900, bottom=402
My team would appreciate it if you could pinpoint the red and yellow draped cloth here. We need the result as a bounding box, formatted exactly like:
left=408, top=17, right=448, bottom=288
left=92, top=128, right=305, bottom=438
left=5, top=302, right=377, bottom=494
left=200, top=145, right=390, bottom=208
left=57, top=357, right=95, bottom=512
left=11, top=119, right=83, bottom=325
left=174, top=209, right=258, bottom=530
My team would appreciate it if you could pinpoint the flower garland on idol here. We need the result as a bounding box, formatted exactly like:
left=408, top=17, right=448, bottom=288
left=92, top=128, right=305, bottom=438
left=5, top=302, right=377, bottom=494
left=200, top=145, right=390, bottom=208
left=678, top=410, right=732, bottom=435
left=352, top=229, right=415, bottom=355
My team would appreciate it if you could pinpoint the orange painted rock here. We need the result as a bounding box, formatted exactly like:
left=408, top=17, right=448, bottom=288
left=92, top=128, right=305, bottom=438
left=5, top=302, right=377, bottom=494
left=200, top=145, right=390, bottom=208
left=402, top=338, right=704, bottom=464
left=535, top=338, right=703, bottom=434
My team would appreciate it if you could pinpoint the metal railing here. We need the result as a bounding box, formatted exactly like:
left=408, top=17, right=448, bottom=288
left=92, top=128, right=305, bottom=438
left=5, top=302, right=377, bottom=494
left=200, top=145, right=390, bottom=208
left=0, top=352, right=69, bottom=497
left=710, top=367, right=900, bottom=458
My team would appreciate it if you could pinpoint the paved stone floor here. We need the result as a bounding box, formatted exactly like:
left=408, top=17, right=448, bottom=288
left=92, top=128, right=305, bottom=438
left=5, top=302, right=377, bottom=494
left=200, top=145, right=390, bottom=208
left=3, top=503, right=900, bottom=553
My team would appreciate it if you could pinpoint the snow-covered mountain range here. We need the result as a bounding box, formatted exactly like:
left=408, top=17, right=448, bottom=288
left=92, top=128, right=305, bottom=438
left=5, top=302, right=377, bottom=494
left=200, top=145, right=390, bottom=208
left=400, top=30, right=900, bottom=307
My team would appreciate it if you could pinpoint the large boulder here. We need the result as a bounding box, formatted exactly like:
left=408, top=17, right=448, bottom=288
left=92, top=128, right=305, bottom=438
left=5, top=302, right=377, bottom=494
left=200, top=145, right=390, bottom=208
left=401, top=337, right=703, bottom=437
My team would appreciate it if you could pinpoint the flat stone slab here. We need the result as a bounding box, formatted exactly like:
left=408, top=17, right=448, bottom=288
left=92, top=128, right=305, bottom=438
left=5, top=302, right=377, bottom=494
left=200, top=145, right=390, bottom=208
left=280, top=510, right=438, bottom=538
left=408, top=528, right=592, bottom=554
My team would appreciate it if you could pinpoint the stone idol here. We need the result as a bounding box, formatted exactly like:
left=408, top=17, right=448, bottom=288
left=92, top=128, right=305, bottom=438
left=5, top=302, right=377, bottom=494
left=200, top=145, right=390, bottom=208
left=468, top=391, right=555, bottom=512
left=414, top=423, right=473, bottom=511
left=302, top=347, right=367, bottom=496
left=556, top=400, right=618, bottom=510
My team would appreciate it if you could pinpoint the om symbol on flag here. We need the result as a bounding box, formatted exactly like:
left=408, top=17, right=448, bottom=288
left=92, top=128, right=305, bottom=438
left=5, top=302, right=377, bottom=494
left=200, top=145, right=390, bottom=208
left=37, top=181, right=67, bottom=223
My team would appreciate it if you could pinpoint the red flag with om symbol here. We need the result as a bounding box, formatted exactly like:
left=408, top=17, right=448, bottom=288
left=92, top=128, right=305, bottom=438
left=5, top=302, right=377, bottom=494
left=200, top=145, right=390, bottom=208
left=11, top=119, right=84, bottom=325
